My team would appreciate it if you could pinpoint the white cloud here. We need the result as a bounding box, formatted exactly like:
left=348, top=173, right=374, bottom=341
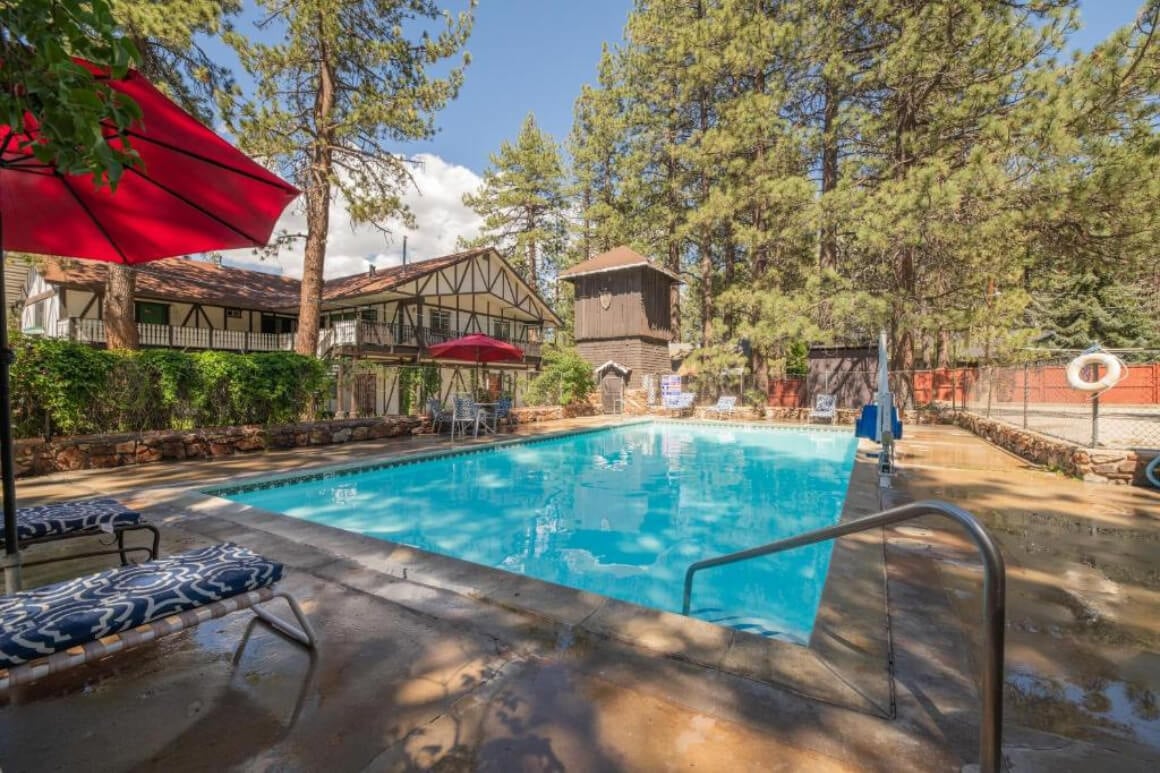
left=221, top=153, right=483, bottom=278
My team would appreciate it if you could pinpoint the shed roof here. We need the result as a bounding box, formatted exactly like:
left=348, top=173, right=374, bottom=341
left=558, top=246, right=681, bottom=282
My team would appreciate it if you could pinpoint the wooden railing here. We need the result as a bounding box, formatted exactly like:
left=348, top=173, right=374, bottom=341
left=324, top=320, right=542, bottom=359
left=53, top=318, right=543, bottom=359
left=55, top=319, right=295, bottom=353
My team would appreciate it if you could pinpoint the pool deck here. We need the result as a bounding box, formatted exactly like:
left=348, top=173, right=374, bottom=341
left=2, top=418, right=1159, bottom=771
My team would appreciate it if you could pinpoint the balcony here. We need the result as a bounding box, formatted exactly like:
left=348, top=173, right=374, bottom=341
left=56, top=318, right=295, bottom=352
left=322, top=320, right=543, bottom=359
left=53, top=318, right=543, bottom=360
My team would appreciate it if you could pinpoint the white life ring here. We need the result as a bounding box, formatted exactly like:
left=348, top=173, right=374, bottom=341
left=1065, top=352, right=1123, bottom=393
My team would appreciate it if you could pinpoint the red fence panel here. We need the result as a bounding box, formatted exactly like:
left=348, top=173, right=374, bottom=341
left=767, top=378, right=806, bottom=407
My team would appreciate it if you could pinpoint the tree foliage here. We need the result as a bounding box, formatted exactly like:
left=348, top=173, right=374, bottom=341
left=0, top=0, right=141, bottom=185
left=461, top=112, right=569, bottom=296
left=524, top=345, right=595, bottom=407
left=9, top=337, right=329, bottom=438
left=560, top=0, right=1160, bottom=402
left=229, top=0, right=475, bottom=357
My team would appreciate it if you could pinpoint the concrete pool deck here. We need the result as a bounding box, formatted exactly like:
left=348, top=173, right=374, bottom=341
left=1, top=419, right=1158, bottom=770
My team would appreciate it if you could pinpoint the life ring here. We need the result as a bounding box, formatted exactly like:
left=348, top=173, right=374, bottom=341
left=1146, top=456, right=1160, bottom=489
left=1066, top=352, right=1123, bottom=393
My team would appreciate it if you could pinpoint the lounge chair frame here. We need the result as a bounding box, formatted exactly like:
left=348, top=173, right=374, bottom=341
left=15, top=523, right=161, bottom=570
left=0, top=586, right=316, bottom=691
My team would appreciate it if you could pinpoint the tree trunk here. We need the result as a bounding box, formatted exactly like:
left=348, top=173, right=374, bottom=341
left=525, top=216, right=538, bottom=292
left=819, top=80, right=839, bottom=269
left=104, top=264, right=138, bottom=349
left=295, top=27, right=335, bottom=358
left=699, top=233, right=713, bottom=347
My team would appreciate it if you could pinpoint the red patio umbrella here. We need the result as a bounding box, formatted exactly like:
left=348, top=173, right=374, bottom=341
left=0, top=59, right=299, bottom=588
left=426, top=333, right=525, bottom=364
left=427, top=333, right=525, bottom=403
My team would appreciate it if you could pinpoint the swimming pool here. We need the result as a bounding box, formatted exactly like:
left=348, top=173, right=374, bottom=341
left=213, top=422, right=858, bottom=644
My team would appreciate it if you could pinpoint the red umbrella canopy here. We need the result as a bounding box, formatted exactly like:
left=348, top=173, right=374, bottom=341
left=427, top=333, right=524, bottom=364
left=0, top=59, right=299, bottom=263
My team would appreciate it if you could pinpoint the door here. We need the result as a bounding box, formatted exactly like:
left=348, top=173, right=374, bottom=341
left=354, top=372, right=377, bottom=417
left=600, top=373, right=624, bottom=414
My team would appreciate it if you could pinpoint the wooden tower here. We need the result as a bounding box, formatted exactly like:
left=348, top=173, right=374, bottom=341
left=559, top=246, right=680, bottom=389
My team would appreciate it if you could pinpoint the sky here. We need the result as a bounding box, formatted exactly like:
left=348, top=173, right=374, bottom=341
left=218, top=0, right=1148, bottom=279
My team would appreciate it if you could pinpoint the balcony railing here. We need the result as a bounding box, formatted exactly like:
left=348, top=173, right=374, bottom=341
left=324, top=320, right=542, bottom=359
left=55, top=318, right=295, bottom=352
left=52, top=317, right=543, bottom=360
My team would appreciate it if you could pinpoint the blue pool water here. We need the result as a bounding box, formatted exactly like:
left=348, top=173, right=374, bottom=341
left=216, top=422, right=858, bottom=643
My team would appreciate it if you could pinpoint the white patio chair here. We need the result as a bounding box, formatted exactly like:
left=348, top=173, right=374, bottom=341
left=808, top=394, right=837, bottom=424
left=704, top=395, right=737, bottom=420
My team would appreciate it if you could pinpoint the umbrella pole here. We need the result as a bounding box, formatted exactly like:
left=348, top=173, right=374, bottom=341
left=0, top=231, right=23, bottom=591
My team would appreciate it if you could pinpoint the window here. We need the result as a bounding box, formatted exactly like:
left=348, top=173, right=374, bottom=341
left=226, top=308, right=243, bottom=319
left=360, top=308, right=378, bottom=323
left=135, top=301, right=169, bottom=326
left=261, top=314, right=295, bottom=334
left=25, top=301, right=46, bottom=333
left=428, top=308, right=451, bottom=335
left=491, top=319, right=511, bottom=341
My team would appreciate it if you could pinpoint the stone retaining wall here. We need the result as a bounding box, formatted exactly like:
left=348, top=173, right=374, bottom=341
left=14, top=416, right=423, bottom=479
left=949, top=410, right=1156, bottom=486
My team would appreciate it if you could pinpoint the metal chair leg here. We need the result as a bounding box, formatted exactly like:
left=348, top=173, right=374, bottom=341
left=252, top=591, right=318, bottom=648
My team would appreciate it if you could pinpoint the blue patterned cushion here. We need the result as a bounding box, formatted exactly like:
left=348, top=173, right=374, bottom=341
left=0, top=543, right=283, bottom=667
left=1, top=498, right=142, bottom=547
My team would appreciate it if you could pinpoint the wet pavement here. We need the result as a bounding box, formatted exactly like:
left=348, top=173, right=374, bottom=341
left=891, top=425, right=1160, bottom=767
left=1, top=419, right=1158, bottom=771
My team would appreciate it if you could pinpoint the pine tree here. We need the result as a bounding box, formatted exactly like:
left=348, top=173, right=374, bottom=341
left=102, top=0, right=242, bottom=350
left=568, top=45, right=632, bottom=262
left=460, top=112, right=568, bottom=295
left=230, top=0, right=474, bottom=357
left=1030, top=271, right=1160, bottom=350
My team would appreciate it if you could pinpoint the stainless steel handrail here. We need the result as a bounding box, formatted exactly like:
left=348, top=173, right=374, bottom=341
left=681, top=500, right=1006, bottom=773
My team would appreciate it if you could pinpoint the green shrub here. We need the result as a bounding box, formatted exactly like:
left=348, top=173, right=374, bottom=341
left=525, top=345, right=595, bottom=406
left=9, top=337, right=330, bottom=438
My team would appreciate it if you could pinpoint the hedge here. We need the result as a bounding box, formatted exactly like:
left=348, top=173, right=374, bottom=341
left=9, top=336, right=330, bottom=438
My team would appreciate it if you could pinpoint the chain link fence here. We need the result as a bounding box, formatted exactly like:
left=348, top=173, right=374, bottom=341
left=959, top=356, right=1160, bottom=449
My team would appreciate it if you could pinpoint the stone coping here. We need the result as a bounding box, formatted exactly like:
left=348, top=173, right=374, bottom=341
left=182, top=420, right=892, bottom=715
left=950, top=409, right=1157, bottom=486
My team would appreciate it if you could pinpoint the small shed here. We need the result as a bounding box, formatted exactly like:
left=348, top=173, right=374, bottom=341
left=806, top=345, right=877, bottom=408
left=559, top=246, right=681, bottom=389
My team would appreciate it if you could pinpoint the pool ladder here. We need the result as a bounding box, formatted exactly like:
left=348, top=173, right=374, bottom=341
left=681, top=500, right=1006, bottom=773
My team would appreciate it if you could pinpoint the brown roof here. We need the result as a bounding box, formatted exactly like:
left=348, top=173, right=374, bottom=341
left=40, top=257, right=302, bottom=310
left=558, top=245, right=681, bottom=282
left=322, top=248, right=488, bottom=302
left=39, top=247, right=562, bottom=324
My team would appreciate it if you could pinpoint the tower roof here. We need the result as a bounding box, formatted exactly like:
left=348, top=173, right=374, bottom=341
left=558, top=246, right=680, bottom=282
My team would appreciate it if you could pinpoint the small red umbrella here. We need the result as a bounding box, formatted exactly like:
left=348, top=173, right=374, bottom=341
left=0, top=59, right=299, bottom=588
left=427, top=333, right=525, bottom=364
left=427, top=333, right=524, bottom=402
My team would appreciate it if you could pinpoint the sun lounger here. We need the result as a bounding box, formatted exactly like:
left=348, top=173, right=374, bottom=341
left=663, top=392, right=696, bottom=417
left=704, top=395, right=737, bottom=420
left=0, top=542, right=315, bottom=690
left=2, top=498, right=160, bottom=569
left=808, top=394, right=837, bottom=424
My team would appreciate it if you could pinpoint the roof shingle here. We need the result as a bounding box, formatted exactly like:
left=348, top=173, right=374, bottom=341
left=558, top=245, right=681, bottom=282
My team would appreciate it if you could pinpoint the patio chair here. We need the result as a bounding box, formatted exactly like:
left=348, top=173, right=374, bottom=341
left=494, top=396, right=514, bottom=429
left=704, top=395, right=737, bottom=420
left=1, top=498, right=160, bottom=571
left=426, top=397, right=451, bottom=434
left=451, top=394, right=483, bottom=440
left=808, top=394, right=838, bottom=424
left=663, top=391, right=696, bottom=417
left=0, top=542, right=316, bottom=690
